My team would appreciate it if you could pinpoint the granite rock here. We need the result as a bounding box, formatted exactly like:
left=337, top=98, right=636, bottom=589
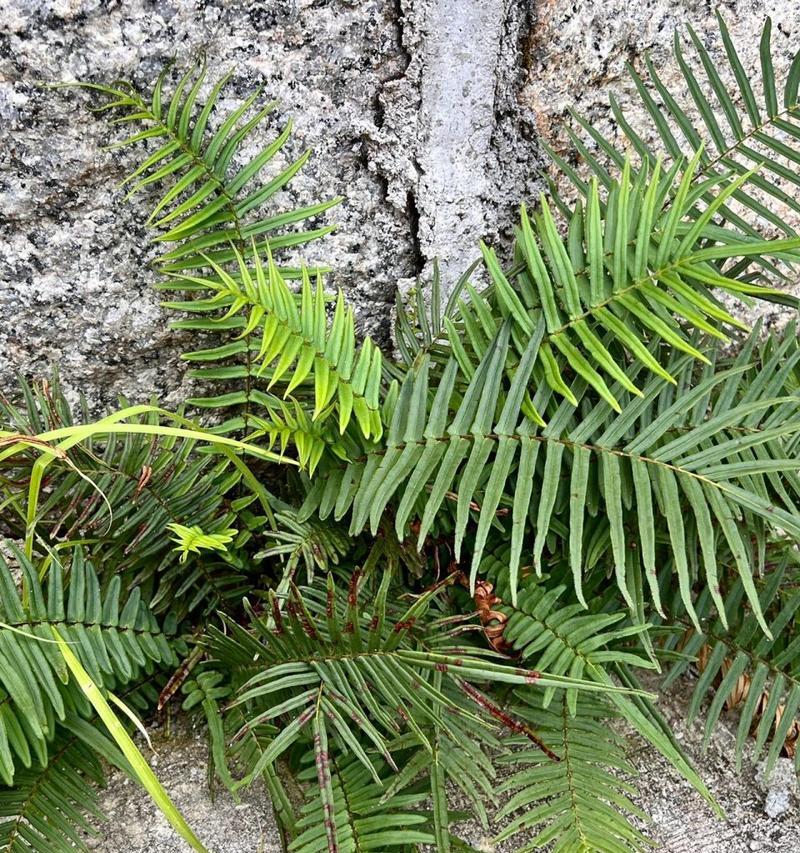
left=0, top=0, right=539, bottom=411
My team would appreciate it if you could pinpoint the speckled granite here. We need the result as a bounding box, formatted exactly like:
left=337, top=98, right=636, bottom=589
left=0, top=0, right=539, bottom=411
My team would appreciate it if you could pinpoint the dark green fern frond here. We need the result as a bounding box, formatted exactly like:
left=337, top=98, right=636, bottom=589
left=660, top=543, right=800, bottom=776
left=494, top=693, right=651, bottom=853
left=255, top=508, right=350, bottom=586
left=0, top=737, right=105, bottom=853
left=392, top=259, right=476, bottom=370
left=0, top=545, right=179, bottom=785
left=488, top=572, right=715, bottom=818
left=303, top=322, right=800, bottom=637
left=289, top=755, right=434, bottom=852
left=203, top=572, right=633, bottom=850
left=0, top=375, right=242, bottom=577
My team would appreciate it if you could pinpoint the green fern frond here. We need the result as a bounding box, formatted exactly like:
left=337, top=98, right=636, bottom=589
left=495, top=694, right=651, bottom=853
left=169, top=252, right=384, bottom=440
left=204, top=572, right=635, bottom=849
left=78, top=65, right=341, bottom=433
left=303, top=321, right=800, bottom=637
left=0, top=546, right=178, bottom=785
left=475, top=157, right=800, bottom=412
left=392, top=259, right=477, bottom=369
left=79, top=66, right=339, bottom=272
left=661, top=543, right=800, bottom=775
left=289, top=755, right=434, bottom=852
left=557, top=15, right=800, bottom=272
left=0, top=737, right=105, bottom=852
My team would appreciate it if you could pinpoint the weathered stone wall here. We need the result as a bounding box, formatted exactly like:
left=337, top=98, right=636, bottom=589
left=3, top=0, right=800, bottom=410
left=0, top=0, right=540, bottom=410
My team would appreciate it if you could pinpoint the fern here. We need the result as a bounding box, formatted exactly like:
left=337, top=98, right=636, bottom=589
left=17, top=16, right=800, bottom=852
left=660, top=542, right=800, bottom=774
left=555, top=16, right=800, bottom=269
left=172, top=254, right=385, bottom=440
left=481, top=159, right=800, bottom=413
left=83, top=63, right=338, bottom=272
left=303, top=320, right=800, bottom=637
left=0, top=545, right=178, bottom=785
left=80, top=67, right=387, bottom=441
left=202, top=572, right=636, bottom=850
left=495, top=694, right=651, bottom=853
left=0, top=737, right=106, bottom=852
left=289, top=755, right=435, bottom=852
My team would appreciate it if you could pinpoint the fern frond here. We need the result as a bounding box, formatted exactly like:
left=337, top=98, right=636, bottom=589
left=494, top=693, right=651, bottom=853
left=255, top=509, right=350, bottom=585
left=289, top=755, right=434, bottom=852
left=205, top=572, right=635, bottom=850
left=0, top=737, right=105, bottom=852
left=392, top=259, right=476, bottom=369
left=82, top=67, right=338, bottom=272
left=558, top=16, right=800, bottom=273
left=80, top=66, right=341, bottom=433
left=169, top=252, right=384, bottom=440
left=661, top=543, right=800, bottom=775
left=488, top=572, right=717, bottom=816
left=0, top=546, right=178, bottom=784
left=474, top=157, right=800, bottom=413
left=303, top=321, right=800, bottom=636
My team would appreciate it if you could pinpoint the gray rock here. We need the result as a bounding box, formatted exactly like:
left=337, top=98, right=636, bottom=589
left=757, top=757, right=798, bottom=819
left=0, top=0, right=539, bottom=412
left=83, top=717, right=281, bottom=853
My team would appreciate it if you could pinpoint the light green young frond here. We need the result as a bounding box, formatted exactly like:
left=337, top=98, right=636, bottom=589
left=167, top=252, right=384, bottom=440
left=166, top=522, right=237, bottom=563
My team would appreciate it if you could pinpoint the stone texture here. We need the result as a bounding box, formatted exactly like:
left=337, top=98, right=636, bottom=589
left=0, top=0, right=538, bottom=412
left=83, top=717, right=281, bottom=853
left=757, top=757, right=799, bottom=819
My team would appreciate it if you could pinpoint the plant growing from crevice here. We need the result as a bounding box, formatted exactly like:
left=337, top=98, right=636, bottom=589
left=3, top=13, right=800, bottom=852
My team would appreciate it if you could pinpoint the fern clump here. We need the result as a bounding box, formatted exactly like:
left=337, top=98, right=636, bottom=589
left=3, top=12, right=800, bottom=853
